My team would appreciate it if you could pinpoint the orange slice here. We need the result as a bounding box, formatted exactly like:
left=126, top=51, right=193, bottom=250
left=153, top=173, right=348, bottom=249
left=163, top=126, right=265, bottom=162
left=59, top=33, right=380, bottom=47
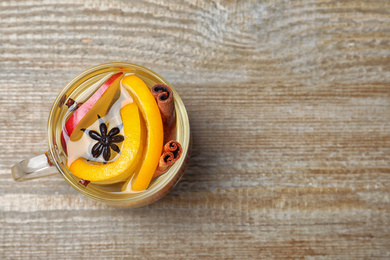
left=69, top=102, right=144, bottom=184
left=121, top=75, right=164, bottom=192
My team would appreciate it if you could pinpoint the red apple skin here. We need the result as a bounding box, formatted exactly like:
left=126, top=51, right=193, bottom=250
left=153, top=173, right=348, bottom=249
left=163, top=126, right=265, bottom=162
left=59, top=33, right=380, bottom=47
left=61, top=72, right=123, bottom=152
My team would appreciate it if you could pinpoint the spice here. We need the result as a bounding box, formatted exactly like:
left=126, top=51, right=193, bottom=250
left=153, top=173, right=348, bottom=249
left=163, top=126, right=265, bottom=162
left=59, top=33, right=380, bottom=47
left=66, top=98, right=83, bottom=111
left=79, top=179, right=90, bottom=187
left=81, top=115, right=124, bottom=163
left=153, top=140, right=182, bottom=178
left=151, top=84, right=176, bottom=144
left=59, top=94, right=67, bottom=107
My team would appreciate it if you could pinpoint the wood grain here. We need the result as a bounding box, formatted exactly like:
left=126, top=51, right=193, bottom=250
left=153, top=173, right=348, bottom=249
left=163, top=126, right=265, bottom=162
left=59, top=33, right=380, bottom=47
left=1, top=0, right=389, bottom=259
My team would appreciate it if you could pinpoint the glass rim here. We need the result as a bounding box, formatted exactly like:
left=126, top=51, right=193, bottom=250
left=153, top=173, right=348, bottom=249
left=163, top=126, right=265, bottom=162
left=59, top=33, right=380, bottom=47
left=47, top=62, right=190, bottom=205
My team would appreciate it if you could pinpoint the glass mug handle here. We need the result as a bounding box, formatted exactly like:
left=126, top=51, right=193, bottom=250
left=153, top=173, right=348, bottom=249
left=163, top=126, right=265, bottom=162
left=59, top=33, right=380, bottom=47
left=11, top=152, right=57, bottom=182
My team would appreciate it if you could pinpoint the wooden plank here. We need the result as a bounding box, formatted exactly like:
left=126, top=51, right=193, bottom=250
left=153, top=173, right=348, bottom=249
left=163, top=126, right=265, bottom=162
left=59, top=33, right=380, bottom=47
left=0, top=0, right=389, bottom=259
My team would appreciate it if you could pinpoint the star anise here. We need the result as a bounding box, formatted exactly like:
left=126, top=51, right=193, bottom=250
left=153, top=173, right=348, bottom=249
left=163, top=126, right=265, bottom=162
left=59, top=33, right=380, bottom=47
left=81, top=115, right=124, bottom=163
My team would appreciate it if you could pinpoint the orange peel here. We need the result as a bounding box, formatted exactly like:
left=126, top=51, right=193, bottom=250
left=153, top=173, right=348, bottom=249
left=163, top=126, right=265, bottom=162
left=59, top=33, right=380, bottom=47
left=121, top=75, right=164, bottom=192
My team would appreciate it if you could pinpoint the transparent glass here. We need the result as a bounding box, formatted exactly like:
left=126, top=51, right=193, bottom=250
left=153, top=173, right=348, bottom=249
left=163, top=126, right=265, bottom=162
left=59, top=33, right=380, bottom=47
left=11, top=62, right=191, bottom=207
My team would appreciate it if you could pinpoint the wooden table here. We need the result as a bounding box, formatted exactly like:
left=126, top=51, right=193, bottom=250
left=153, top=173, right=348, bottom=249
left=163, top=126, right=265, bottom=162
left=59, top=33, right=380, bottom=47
left=1, top=1, right=389, bottom=259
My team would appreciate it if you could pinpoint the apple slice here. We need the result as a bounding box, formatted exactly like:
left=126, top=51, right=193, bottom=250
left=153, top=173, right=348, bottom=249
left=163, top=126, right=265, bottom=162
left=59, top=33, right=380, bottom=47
left=61, top=72, right=124, bottom=152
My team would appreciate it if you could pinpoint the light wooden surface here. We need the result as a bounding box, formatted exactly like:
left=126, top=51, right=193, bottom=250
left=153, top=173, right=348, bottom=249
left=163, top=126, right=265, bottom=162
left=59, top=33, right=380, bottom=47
left=1, top=0, right=389, bottom=259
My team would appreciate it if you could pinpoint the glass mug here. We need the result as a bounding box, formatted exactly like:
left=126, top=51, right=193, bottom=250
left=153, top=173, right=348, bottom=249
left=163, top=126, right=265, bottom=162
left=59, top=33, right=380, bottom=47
left=11, top=62, right=190, bottom=207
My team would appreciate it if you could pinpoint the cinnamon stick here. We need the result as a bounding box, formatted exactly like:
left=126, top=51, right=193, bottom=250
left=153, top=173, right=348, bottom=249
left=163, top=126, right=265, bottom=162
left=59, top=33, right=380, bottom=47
left=66, top=98, right=83, bottom=111
left=153, top=140, right=182, bottom=178
left=151, top=84, right=176, bottom=144
left=79, top=179, right=90, bottom=187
